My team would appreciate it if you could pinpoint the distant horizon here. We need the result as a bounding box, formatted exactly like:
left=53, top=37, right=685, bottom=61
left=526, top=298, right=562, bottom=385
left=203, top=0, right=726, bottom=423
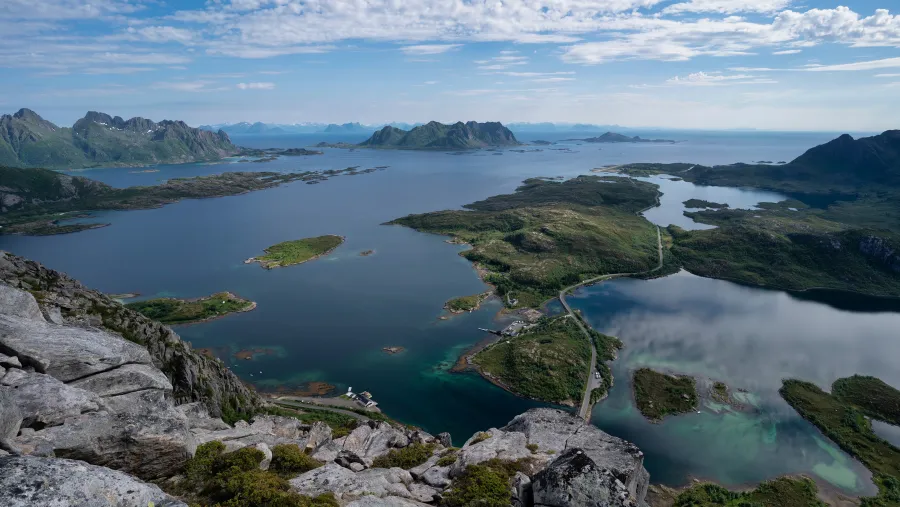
left=2, top=107, right=883, bottom=136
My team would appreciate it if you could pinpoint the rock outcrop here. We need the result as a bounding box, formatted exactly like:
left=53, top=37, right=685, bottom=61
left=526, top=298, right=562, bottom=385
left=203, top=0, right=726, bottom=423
left=532, top=448, right=638, bottom=507
left=0, top=251, right=261, bottom=419
left=0, top=455, right=187, bottom=507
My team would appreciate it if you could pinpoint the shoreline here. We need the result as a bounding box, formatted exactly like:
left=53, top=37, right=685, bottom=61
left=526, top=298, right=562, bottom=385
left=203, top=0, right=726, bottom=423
left=146, top=291, right=257, bottom=327
left=647, top=473, right=864, bottom=507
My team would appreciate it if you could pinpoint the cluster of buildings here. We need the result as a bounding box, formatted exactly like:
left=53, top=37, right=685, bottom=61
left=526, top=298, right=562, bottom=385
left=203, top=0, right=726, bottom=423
left=346, top=387, right=378, bottom=408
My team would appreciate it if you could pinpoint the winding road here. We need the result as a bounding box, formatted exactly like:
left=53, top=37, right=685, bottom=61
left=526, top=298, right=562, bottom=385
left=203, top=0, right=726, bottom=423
left=562, top=225, right=664, bottom=422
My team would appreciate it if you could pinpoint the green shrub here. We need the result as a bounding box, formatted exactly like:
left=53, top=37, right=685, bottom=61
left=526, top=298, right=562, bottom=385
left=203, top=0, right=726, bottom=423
left=371, top=443, right=436, bottom=469
left=270, top=444, right=323, bottom=477
left=471, top=432, right=491, bottom=445
left=526, top=443, right=539, bottom=454
left=441, top=460, right=533, bottom=507
left=186, top=441, right=225, bottom=485
left=436, top=453, right=457, bottom=467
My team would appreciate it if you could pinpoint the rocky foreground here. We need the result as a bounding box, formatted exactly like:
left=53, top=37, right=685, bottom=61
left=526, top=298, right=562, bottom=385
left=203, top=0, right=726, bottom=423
left=0, top=251, right=650, bottom=506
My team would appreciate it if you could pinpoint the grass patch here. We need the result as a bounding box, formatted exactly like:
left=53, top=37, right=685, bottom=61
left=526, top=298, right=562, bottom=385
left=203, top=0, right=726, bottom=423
left=473, top=316, right=591, bottom=405
left=442, top=459, right=533, bottom=507
left=471, top=432, right=492, bottom=445
left=269, top=444, right=323, bottom=477
left=633, top=368, right=698, bottom=422
left=833, top=375, right=900, bottom=426
left=674, top=477, right=826, bottom=507
left=125, top=292, right=253, bottom=325
left=178, top=441, right=337, bottom=507
left=371, top=443, right=436, bottom=469
left=267, top=404, right=359, bottom=435
left=780, top=377, right=900, bottom=506
left=252, top=235, right=344, bottom=269
left=437, top=452, right=458, bottom=467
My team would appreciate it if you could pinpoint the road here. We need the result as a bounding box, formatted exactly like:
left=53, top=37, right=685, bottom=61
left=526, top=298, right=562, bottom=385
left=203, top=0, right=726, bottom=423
left=273, top=396, right=372, bottom=422
left=564, top=225, right=664, bottom=422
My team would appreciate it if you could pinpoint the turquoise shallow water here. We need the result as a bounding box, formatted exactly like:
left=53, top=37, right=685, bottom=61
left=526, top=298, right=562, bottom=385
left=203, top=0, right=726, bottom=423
left=1, top=130, right=894, bottom=492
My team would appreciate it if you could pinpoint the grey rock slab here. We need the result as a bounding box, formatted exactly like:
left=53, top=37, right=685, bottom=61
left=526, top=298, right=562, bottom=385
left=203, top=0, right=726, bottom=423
left=532, top=448, right=637, bottom=507
left=1, top=368, right=103, bottom=428
left=409, top=454, right=440, bottom=478
left=70, top=363, right=172, bottom=397
left=408, top=482, right=440, bottom=503
left=311, top=440, right=342, bottom=463
left=0, top=455, right=187, bottom=507
left=0, top=353, right=21, bottom=368
left=420, top=465, right=452, bottom=489
left=290, top=463, right=416, bottom=500
left=437, top=432, right=452, bottom=448
left=0, top=312, right=152, bottom=382
left=345, top=496, right=430, bottom=507
left=341, top=421, right=410, bottom=465
left=177, top=402, right=231, bottom=431
left=0, top=283, right=44, bottom=321
left=451, top=428, right=532, bottom=477
left=305, top=421, right=333, bottom=450
left=0, top=389, right=22, bottom=443
left=512, top=471, right=533, bottom=507
left=11, top=392, right=195, bottom=481
left=256, top=442, right=272, bottom=470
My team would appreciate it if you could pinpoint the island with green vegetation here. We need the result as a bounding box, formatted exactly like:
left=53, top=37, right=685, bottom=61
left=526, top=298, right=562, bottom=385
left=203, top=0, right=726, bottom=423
left=322, top=121, right=520, bottom=150
left=125, top=292, right=256, bottom=325
left=632, top=368, right=699, bottom=422
left=0, top=165, right=385, bottom=236
left=471, top=315, right=591, bottom=406
left=390, top=175, right=661, bottom=308
left=780, top=375, right=900, bottom=506
left=0, top=108, right=237, bottom=169
left=565, top=132, right=676, bottom=144
left=444, top=292, right=491, bottom=313
left=615, top=131, right=900, bottom=297
left=247, top=235, right=345, bottom=269
left=683, top=199, right=729, bottom=209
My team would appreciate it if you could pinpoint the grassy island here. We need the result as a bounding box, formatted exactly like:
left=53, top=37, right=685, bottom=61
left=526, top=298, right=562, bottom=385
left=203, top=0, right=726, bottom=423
left=390, top=176, right=661, bottom=308
left=673, top=477, right=826, bottom=507
left=633, top=368, right=699, bottom=422
left=780, top=376, right=900, bottom=506
left=445, top=292, right=491, bottom=313
left=125, top=292, right=255, bottom=325
left=683, top=199, right=729, bottom=209
left=248, top=235, right=344, bottom=269
left=472, top=315, right=591, bottom=406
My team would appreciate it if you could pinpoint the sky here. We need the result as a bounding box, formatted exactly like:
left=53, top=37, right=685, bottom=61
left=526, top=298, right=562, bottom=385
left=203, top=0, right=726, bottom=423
left=2, top=0, right=899, bottom=131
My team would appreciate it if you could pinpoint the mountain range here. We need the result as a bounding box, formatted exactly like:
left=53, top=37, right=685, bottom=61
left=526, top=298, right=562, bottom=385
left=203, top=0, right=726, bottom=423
left=358, top=121, right=519, bottom=150
left=199, top=121, right=423, bottom=135
left=0, top=109, right=237, bottom=170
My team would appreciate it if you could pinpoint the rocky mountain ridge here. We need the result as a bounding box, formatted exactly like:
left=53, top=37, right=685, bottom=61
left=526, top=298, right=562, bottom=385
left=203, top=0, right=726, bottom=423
left=359, top=121, right=519, bottom=150
left=0, top=108, right=237, bottom=169
left=0, top=251, right=650, bottom=506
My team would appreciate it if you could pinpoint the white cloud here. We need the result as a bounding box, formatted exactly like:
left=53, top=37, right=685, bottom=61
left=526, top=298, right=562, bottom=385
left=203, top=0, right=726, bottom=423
left=773, top=49, right=801, bottom=54
left=1, top=0, right=144, bottom=20
left=400, top=44, right=461, bottom=55
left=152, top=81, right=213, bottom=92
left=531, top=77, right=575, bottom=83
left=423, top=81, right=439, bottom=85
left=499, top=71, right=576, bottom=77
left=663, top=0, right=792, bottom=15
left=236, top=82, right=275, bottom=90
left=800, top=57, right=900, bottom=72
left=876, top=73, right=900, bottom=78
left=125, top=26, right=197, bottom=45
left=666, top=71, right=776, bottom=85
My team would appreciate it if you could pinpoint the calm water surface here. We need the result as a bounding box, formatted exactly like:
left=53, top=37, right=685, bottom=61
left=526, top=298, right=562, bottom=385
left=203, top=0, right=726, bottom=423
left=3, top=130, right=895, bottom=492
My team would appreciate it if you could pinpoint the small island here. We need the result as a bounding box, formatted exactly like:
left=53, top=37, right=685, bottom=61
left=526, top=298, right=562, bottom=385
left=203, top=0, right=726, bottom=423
left=683, top=199, right=729, bottom=209
left=360, top=249, right=375, bottom=256
left=565, top=132, right=676, bottom=144
left=234, top=348, right=278, bottom=361
left=246, top=235, right=345, bottom=269
left=125, top=291, right=256, bottom=325
left=382, top=346, right=405, bottom=355
left=445, top=292, right=491, bottom=314
left=633, top=368, right=699, bottom=422
left=278, top=148, right=323, bottom=156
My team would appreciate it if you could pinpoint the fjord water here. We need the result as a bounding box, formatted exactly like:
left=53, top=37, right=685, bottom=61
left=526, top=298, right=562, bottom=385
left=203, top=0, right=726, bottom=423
left=1, top=129, right=894, bottom=492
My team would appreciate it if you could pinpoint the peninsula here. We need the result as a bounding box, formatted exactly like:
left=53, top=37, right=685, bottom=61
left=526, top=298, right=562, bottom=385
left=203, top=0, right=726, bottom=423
left=247, top=235, right=345, bottom=269
left=320, top=121, right=519, bottom=150
left=390, top=175, right=661, bottom=308
left=565, top=132, right=676, bottom=144
left=0, top=108, right=237, bottom=169
left=0, top=165, right=384, bottom=235
left=125, top=292, right=256, bottom=325
left=683, top=199, right=729, bottom=209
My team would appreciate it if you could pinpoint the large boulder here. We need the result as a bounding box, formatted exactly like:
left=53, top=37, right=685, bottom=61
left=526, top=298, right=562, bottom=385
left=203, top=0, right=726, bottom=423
left=0, top=455, right=187, bottom=507
left=291, top=463, right=419, bottom=501
left=532, top=448, right=637, bottom=507
left=0, top=389, right=22, bottom=444
left=1, top=368, right=104, bottom=428
left=503, top=408, right=649, bottom=503
left=341, top=421, right=410, bottom=465
left=10, top=390, right=195, bottom=480
left=70, top=363, right=172, bottom=397
left=450, top=427, right=533, bottom=477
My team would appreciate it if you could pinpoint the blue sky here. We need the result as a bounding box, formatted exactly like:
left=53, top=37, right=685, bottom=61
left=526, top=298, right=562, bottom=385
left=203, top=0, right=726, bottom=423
left=2, top=0, right=899, bottom=131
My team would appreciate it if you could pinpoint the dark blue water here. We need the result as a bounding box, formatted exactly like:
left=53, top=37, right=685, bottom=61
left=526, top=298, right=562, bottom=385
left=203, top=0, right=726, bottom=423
left=3, top=130, right=889, bottom=491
